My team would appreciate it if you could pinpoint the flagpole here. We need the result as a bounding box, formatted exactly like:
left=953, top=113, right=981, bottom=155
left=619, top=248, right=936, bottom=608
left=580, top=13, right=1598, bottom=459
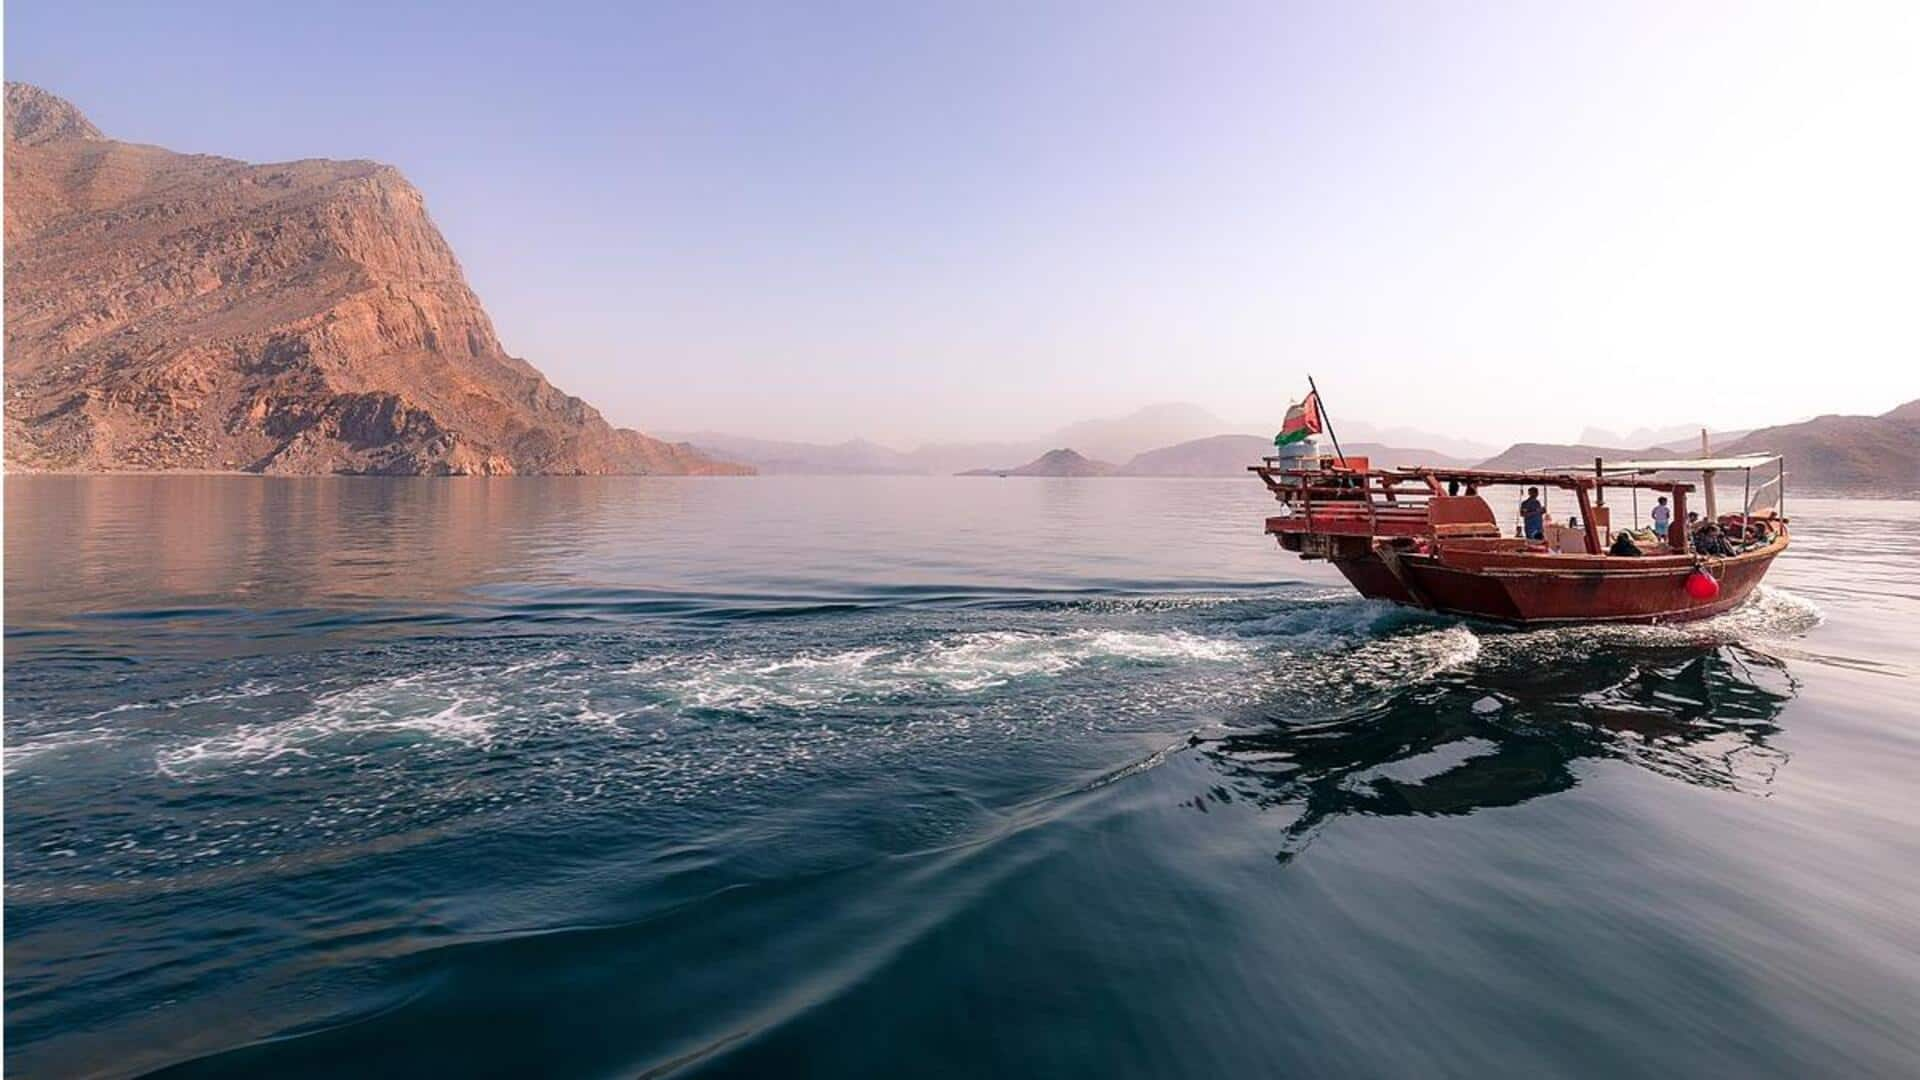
left=1307, top=374, right=1348, bottom=466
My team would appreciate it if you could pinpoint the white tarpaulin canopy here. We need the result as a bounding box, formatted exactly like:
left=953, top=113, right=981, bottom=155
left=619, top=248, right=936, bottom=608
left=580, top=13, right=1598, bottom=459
left=1552, top=454, right=1783, bottom=473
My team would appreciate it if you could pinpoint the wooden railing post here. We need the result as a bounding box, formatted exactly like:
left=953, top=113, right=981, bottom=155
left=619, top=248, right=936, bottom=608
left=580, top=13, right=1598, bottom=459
left=1574, top=483, right=1601, bottom=555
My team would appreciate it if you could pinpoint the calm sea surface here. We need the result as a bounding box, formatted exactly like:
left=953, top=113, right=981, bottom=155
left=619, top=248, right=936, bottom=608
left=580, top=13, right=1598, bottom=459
left=5, top=477, right=1918, bottom=1078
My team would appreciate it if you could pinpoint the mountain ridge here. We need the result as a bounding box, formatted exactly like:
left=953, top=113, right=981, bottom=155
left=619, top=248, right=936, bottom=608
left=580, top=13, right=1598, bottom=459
left=1719, top=402, right=1920, bottom=493
left=3, top=83, right=748, bottom=476
left=1474, top=400, right=1919, bottom=493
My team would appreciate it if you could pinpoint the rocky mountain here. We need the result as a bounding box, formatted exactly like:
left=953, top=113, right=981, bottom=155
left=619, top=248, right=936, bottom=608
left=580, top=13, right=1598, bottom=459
left=1722, top=401, right=1920, bottom=493
left=960, top=448, right=1118, bottom=477
left=1118, top=434, right=1471, bottom=476
left=1474, top=400, right=1919, bottom=493
left=3, top=83, right=746, bottom=475
left=1116, top=434, right=1272, bottom=476
left=1883, top=399, right=1920, bottom=423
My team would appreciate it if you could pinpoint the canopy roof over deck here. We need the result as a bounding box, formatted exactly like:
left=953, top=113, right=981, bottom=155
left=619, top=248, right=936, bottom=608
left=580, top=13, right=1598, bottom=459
left=1550, top=454, right=1782, bottom=473
left=1253, top=462, right=1698, bottom=493
left=1385, top=466, right=1695, bottom=493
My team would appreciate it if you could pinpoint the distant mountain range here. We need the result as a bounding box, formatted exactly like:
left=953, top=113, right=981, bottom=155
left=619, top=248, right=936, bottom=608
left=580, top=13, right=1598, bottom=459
left=1118, top=435, right=1472, bottom=476
left=951, top=436, right=1475, bottom=478
left=678, top=398, right=1919, bottom=491
left=1050, top=402, right=1227, bottom=462
left=671, top=403, right=1489, bottom=477
left=1475, top=443, right=1667, bottom=472
left=1717, top=402, right=1919, bottom=492
left=1480, top=401, right=1920, bottom=494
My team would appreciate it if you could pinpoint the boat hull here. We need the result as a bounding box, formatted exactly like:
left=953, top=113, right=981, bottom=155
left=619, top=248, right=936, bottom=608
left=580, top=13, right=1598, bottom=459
left=1328, top=537, right=1786, bottom=625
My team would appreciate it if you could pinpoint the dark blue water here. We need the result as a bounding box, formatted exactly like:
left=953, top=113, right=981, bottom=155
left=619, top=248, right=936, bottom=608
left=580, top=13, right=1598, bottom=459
left=6, top=477, right=1918, bottom=1078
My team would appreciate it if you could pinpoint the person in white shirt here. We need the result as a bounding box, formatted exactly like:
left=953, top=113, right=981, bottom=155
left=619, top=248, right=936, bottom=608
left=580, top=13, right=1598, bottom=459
left=1651, top=496, right=1672, bottom=539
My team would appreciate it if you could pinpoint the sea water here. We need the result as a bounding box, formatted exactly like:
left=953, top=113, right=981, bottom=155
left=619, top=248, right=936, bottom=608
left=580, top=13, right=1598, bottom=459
left=5, top=477, right=1917, bottom=1077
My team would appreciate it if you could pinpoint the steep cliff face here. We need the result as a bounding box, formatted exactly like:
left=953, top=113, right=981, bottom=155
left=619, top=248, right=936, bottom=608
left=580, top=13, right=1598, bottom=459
left=3, top=83, right=748, bottom=475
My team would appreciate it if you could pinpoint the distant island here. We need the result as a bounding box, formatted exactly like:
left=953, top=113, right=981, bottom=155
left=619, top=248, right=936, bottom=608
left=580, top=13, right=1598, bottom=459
left=3, top=83, right=747, bottom=476
left=960, top=449, right=1118, bottom=477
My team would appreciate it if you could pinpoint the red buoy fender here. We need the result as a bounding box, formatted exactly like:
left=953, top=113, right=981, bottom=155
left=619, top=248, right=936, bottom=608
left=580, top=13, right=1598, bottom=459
left=1685, top=569, right=1720, bottom=600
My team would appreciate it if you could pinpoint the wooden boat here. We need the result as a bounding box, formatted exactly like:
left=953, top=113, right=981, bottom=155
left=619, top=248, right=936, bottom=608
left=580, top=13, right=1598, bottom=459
left=1250, top=453, right=1790, bottom=625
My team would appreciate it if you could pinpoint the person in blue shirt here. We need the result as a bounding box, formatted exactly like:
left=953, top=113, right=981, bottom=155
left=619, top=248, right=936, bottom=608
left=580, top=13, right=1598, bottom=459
left=1519, top=487, right=1547, bottom=541
left=1650, top=495, right=1672, bottom=539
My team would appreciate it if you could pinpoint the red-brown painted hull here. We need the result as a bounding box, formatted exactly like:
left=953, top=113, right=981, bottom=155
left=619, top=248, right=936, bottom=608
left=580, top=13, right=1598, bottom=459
left=1328, top=536, right=1786, bottom=625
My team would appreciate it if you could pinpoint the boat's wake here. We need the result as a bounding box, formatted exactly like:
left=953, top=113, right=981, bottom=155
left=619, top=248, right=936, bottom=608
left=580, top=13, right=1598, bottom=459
left=3, top=583, right=1831, bottom=899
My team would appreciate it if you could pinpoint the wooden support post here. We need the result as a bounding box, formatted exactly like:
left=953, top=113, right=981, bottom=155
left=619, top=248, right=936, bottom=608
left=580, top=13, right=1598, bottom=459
left=1574, top=484, right=1601, bottom=555
left=1671, top=488, right=1689, bottom=553
left=1700, top=429, right=1719, bottom=521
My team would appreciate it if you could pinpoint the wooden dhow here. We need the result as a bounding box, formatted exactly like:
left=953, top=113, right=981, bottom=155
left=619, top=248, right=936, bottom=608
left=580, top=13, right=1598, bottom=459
left=1252, top=383, right=1788, bottom=625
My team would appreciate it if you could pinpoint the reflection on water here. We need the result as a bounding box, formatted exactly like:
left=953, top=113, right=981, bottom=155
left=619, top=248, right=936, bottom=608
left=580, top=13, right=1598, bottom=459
left=1206, top=643, right=1795, bottom=862
left=6, top=476, right=640, bottom=623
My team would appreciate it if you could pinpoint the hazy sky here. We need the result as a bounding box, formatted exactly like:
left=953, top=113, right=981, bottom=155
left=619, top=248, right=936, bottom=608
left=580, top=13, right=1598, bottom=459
left=9, top=2, right=1916, bottom=445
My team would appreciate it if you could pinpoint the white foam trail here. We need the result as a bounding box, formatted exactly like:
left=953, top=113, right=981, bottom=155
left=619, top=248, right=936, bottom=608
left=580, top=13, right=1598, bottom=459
left=130, top=626, right=1253, bottom=777
left=154, top=672, right=506, bottom=778
left=667, top=628, right=1250, bottom=710
left=5, top=680, right=286, bottom=775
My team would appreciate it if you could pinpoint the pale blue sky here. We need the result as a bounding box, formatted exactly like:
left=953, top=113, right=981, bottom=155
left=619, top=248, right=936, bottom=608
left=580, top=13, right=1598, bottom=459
left=9, top=2, right=1916, bottom=444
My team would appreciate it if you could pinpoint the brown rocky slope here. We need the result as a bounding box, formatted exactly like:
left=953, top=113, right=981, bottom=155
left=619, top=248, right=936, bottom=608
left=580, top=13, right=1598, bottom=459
left=4, top=83, right=747, bottom=475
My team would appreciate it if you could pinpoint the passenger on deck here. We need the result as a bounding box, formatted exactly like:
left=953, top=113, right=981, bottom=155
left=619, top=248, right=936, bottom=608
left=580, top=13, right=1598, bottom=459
left=1519, top=487, right=1546, bottom=541
left=1651, top=496, right=1671, bottom=540
left=1693, top=523, right=1737, bottom=557
left=1448, top=479, right=1460, bottom=497
left=1609, top=531, right=1643, bottom=557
